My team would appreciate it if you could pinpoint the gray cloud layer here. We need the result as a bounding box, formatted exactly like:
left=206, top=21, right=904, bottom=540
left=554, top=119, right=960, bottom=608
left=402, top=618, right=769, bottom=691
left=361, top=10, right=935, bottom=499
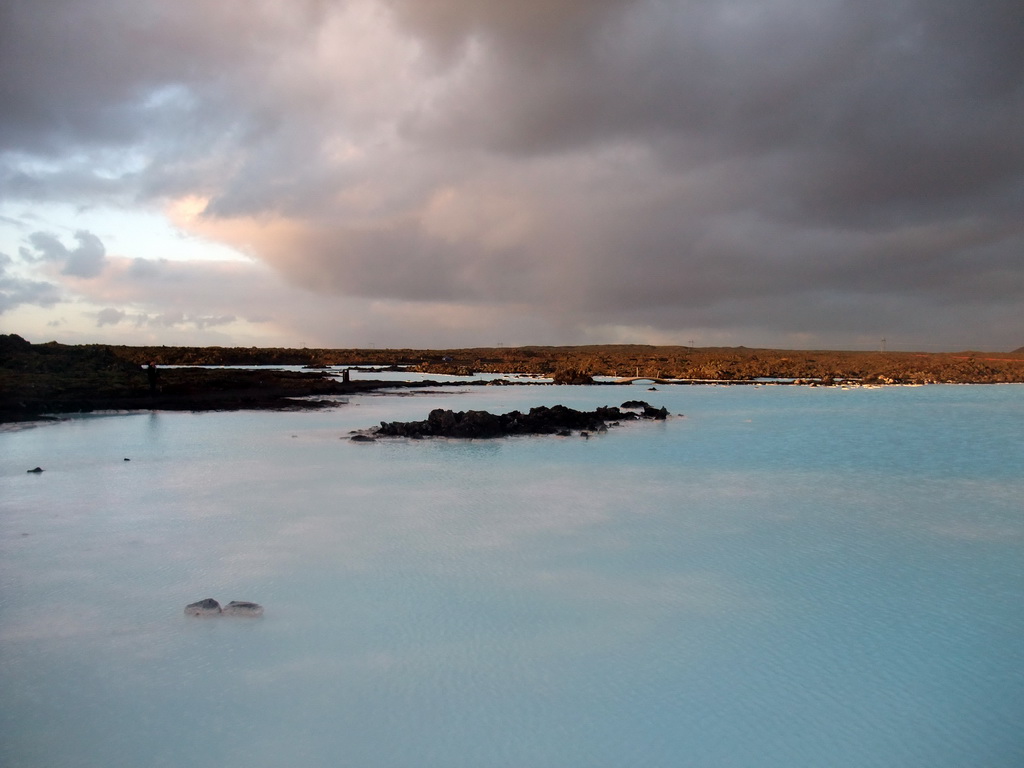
left=0, top=251, right=61, bottom=312
left=21, top=230, right=108, bottom=278
left=1, top=0, right=1021, bottom=348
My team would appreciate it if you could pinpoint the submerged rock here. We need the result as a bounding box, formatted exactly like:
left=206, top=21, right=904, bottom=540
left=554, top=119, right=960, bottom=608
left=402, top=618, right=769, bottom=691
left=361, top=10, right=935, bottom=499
left=223, top=600, right=264, bottom=617
left=185, top=598, right=222, bottom=616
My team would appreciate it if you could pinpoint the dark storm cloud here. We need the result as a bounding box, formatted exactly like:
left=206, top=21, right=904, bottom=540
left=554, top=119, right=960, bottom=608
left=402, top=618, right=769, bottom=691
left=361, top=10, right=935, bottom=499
left=384, top=0, right=1023, bottom=346
left=0, top=0, right=323, bottom=150
left=399, top=0, right=1023, bottom=218
left=1, top=0, right=1021, bottom=348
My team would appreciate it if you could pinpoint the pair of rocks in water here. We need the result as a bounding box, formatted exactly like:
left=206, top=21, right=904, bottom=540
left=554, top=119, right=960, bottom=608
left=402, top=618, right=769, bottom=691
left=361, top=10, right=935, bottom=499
left=185, top=598, right=263, bottom=617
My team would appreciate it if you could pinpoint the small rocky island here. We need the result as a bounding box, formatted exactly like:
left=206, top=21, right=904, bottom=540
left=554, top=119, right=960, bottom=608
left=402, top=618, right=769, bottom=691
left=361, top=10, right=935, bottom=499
left=366, top=401, right=670, bottom=439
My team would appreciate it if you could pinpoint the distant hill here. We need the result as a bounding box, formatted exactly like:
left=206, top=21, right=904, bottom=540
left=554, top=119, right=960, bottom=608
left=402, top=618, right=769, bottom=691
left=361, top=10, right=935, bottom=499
left=1015, top=347, right=1024, bottom=354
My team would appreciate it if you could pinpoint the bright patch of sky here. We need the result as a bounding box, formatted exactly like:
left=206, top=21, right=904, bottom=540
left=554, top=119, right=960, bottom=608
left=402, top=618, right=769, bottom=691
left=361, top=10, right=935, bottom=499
left=0, top=201, right=251, bottom=266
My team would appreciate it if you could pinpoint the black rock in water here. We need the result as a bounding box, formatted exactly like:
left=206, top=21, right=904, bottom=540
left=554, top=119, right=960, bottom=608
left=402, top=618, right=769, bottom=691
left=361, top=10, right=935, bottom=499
left=184, top=598, right=222, bottom=616
left=26, top=467, right=44, bottom=473
left=223, top=600, right=264, bottom=617
left=642, top=405, right=669, bottom=420
left=620, top=400, right=650, bottom=409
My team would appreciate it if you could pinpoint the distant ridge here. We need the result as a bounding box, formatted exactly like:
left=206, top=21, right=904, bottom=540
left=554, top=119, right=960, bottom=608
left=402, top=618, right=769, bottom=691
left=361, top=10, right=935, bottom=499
left=4, top=334, right=1024, bottom=424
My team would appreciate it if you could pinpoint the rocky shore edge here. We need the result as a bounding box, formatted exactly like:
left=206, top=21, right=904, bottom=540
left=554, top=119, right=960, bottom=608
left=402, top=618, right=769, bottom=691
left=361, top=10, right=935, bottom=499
left=6, top=333, right=1023, bottom=424
left=0, top=363, right=439, bottom=425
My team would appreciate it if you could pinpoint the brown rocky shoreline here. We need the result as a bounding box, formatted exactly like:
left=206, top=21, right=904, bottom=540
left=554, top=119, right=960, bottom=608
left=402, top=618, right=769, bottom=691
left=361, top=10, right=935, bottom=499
left=3, top=334, right=1023, bottom=424
left=105, top=339, right=1024, bottom=384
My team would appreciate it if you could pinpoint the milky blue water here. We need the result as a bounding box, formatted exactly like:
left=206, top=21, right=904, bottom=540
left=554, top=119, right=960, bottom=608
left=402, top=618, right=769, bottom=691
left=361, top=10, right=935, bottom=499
left=2, top=383, right=1022, bottom=768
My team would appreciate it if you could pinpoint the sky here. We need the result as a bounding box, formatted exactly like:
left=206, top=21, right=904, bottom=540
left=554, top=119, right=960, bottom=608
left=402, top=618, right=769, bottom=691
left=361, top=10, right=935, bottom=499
left=1, top=0, right=1022, bottom=351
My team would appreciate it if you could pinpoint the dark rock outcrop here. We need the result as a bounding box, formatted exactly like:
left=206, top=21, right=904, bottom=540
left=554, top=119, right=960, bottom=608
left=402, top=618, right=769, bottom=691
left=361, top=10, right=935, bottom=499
left=619, top=399, right=669, bottom=419
left=642, top=405, right=669, bottom=420
left=551, top=367, right=595, bottom=385
left=222, top=600, right=264, bottom=617
left=185, top=598, right=222, bottom=616
left=375, top=403, right=670, bottom=439
left=0, top=335, right=417, bottom=422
